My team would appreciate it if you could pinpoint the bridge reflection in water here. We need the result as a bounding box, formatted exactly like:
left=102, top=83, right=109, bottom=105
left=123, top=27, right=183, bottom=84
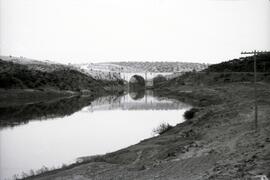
left=83, top=90, right=190, bottom=112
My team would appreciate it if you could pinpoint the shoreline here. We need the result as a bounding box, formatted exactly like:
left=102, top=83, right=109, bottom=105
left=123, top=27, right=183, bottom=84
left=0, top=88, right=78, bottom=107
left=0, top=87, right=125, bottom=128
left=0, top=85, right=125, bottom=106
left=22, top=82, right=270, bottom=180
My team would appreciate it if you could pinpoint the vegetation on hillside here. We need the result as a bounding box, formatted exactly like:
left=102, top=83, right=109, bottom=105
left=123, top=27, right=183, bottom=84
left=205, top=53, right=270, bottom=72
left=108, top=61, right=208, bottom=73
left=0, top=59, right=124, bottom=94
left=155, top=54, right=270, bottom=88
left=153, top=75, right=167, bottom=87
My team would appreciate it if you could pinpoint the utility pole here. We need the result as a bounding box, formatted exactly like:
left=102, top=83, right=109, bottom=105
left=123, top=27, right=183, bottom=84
left=241, top=50, right=269, bottom=130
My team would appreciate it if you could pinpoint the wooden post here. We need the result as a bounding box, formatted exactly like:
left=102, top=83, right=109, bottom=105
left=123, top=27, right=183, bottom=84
left=241, top=50, right=269, bottom=130
left=253, top=51, right=258, bottom=130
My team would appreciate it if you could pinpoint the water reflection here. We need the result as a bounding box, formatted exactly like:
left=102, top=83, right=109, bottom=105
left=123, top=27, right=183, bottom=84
left=86, top=90, right=188, bottom=112
left=0, top=90, right=187, bottom=129
left=0, top=95, right=96, bottom=128
left=0, top=91, right=190, bottom=180
left=129, top=89, right=145, bottom=100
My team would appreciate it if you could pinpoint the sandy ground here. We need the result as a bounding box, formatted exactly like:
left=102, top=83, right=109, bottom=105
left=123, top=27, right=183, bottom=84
left=27, top=82, right=270, bottom=180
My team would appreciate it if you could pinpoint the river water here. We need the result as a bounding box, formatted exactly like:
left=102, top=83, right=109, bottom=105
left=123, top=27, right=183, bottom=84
left=0, top=90, right=190, bottom=180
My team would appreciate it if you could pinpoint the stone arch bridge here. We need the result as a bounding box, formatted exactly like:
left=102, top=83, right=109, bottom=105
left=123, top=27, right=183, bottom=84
left=120, top=72, right=178, bottom=87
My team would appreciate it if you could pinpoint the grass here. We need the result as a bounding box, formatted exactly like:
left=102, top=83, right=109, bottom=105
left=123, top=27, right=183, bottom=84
left=11, top=163, right=72, bottom=180
left=153, top=122, right=173, bottom=135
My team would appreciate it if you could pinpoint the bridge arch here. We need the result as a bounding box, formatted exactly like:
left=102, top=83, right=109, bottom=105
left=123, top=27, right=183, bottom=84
left=129, top=75, right=145, bottom=85
left=129, top=75, right=146, bottom=90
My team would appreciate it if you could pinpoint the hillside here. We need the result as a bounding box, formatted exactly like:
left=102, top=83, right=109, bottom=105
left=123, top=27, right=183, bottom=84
left=0, top=57, right=124, bottom=95
left=155, top=54, right=270, bottom=88
left=0, top=55, right=73, bottom=72
left=205, top=53, right=270, bottom=72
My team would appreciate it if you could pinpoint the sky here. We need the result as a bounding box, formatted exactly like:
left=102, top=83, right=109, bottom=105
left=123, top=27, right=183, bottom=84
left=0, top=0, right=270, bottom=64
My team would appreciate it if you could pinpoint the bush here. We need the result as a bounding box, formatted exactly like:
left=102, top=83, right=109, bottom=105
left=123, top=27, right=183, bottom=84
left=153, top=75, right=167, bottom=86
left=153, top=123, right=173, bottom=135
left=184, top=108, right=199, bottom=120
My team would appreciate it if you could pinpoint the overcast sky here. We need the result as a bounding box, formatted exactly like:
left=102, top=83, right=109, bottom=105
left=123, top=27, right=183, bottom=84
left=0, top=0, right=270, bottom=64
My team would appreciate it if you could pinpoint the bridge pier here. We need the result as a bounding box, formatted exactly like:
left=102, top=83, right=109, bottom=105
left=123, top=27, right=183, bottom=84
left=145, top=80, right=153, bottom=88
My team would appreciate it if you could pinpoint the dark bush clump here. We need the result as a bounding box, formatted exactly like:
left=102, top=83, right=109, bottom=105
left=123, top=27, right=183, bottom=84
left=184, top=108, right=199, bottom=120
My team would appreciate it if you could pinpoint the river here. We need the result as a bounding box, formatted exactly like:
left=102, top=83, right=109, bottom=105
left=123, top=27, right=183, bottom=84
left=0, top=90, right=190, bottom=180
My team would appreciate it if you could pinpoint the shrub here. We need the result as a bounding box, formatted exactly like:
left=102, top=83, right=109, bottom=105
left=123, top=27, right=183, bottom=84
left=153, top=123, right=173, bottom=135
left=184, top=108, right=199, bottom=120
left=153, top=75, right=167, bottom=86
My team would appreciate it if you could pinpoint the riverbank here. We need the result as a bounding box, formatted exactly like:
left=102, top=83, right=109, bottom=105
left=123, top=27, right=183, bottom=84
left=0, top=84, right=125, bottom=128
left=24, top=82, right=270, bottom=180
left=0, top=89, right=79, bottom=107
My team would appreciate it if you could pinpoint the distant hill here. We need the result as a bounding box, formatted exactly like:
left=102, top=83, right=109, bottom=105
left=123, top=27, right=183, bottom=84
left=74, top=61, right=208, bottom=81
left=109, top=61, right=208, bottom=73
left=0, top=56, right=124, bottom=94
left=72, top=63, right=123, bottom=81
